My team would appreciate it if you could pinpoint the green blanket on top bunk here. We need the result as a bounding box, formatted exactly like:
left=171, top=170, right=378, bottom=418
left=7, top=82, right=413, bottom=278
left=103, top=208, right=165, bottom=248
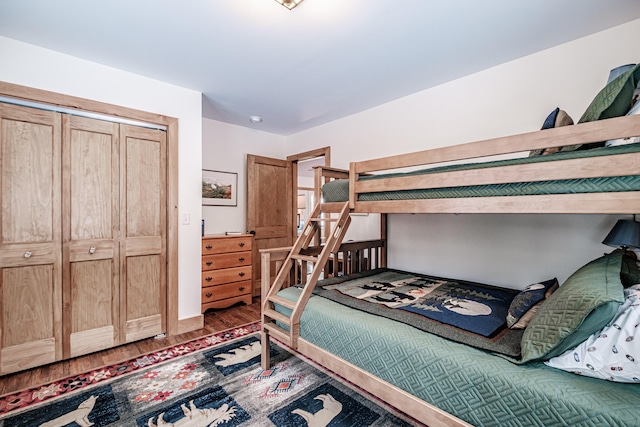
left=322, top=143, right=640, bottom=202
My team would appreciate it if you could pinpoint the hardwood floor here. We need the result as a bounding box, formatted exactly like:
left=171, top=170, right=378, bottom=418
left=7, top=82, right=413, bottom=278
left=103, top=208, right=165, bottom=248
left=0, top=298, right=261, bottom=396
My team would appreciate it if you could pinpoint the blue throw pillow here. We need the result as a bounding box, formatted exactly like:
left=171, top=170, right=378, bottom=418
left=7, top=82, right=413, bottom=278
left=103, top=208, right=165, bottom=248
left=506, top=278, right=558, bottom=328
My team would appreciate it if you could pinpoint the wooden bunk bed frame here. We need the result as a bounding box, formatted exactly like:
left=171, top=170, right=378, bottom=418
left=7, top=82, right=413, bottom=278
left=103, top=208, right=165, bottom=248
left=261, top=114, right=640, bottom=427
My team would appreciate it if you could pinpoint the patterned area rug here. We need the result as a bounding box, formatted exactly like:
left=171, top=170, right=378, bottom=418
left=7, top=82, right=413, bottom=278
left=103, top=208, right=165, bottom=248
left=0, top=322, right=421, bottom=426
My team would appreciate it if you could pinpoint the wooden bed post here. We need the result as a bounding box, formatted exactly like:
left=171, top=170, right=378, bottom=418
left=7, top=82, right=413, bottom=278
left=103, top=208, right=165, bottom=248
left=380, top=213, right=387, bottom=268
left=261, top=249, right=272, bottom=369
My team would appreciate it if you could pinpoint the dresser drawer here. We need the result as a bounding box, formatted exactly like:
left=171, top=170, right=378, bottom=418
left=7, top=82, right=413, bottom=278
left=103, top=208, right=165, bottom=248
left=202, top=280, right=252, bottom=304
left=202, top=251, right=251, bottom=271
left=201, top=266, right=252, bottom=286
left=202, top=236, right=252, bottom=255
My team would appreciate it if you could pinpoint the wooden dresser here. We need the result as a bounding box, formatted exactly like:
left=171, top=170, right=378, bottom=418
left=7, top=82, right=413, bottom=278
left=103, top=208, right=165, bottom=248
left=201, top=234, right=253, bottom=312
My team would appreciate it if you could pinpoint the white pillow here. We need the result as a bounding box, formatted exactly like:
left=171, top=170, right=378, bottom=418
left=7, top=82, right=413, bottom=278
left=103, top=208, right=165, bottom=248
left=544, top=285, right=640, bottom=383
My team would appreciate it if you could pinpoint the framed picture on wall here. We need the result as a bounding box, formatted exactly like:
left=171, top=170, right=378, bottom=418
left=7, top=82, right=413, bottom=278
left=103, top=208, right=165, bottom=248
left=202, top=169, right=238, bottom=206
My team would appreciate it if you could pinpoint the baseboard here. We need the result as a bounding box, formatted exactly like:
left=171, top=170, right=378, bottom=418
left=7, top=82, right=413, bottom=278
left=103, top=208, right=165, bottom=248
left=176, top=314, right=204, bottom=334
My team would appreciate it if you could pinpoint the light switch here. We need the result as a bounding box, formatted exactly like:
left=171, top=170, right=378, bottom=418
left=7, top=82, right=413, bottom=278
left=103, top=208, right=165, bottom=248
left=181, top=212, right=190, bottom=225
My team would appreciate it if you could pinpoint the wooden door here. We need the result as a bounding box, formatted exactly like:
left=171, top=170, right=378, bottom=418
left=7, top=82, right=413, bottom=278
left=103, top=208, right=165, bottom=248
left=120, top=124, right=166, bottom=343
left=247, top=155, right=293, bottom=296
left=0, top=104, right=62, bottom=374
left=63, top=115, right=120, bottom=358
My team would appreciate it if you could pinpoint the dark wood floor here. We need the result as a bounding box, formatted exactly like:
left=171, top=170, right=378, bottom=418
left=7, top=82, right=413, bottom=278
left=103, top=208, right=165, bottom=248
left=0, top=298, right=261, bottom=396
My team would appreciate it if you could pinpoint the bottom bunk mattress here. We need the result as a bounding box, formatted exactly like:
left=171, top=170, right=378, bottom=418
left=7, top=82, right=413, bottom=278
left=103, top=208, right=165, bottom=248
left=274, top=284, right=640, bottom=427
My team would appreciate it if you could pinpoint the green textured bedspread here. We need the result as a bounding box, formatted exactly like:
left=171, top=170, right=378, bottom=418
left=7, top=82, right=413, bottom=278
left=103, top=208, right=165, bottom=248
left=275, top=286, right=640, bottom=427
left=322, top=144, right=640, bottom=202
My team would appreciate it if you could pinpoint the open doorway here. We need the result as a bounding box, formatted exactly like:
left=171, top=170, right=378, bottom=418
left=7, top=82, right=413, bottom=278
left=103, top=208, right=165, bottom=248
left=287, top=147, right=330, bottom=241
left=296, top=157, right=324, bottom=235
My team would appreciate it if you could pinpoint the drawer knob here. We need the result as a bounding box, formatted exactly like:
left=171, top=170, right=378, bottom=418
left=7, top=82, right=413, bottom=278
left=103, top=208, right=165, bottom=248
left=24, top=251, right=32, bottom=259
left=239, top=286, right=245, bottom=291
left=239, top=242, right=245, bottom=247
left=239, top=272, right=245, bottom=277
left=205, top=245, right=212, bottom=250
left=206, top=261, right=212, bottom=266
left=205, top=292, right=212, bottom=298
left=89, top=246, right=96, bottom=254
left=239, top=257, right=245, bottom=262
left=205, top=277, right=212, bottom=282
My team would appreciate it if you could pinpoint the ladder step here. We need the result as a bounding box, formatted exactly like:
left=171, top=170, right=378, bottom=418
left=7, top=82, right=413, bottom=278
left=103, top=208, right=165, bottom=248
left=309, top=217, right=338, bottom=222
left=263, top=308, right=291, bottom=326
left=291, top=254, right=319, bottom=263
left=263, top=322, right=291, bottom=344
left=268, top=295, right=296, bottom=310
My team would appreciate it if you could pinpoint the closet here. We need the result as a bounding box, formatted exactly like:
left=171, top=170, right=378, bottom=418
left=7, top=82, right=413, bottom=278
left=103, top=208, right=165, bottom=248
left=0, top=102, right=167, bottom=374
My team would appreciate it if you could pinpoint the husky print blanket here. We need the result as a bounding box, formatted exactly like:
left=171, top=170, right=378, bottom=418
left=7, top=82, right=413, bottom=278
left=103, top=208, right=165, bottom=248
left=312, top=269, right=524, bottom=358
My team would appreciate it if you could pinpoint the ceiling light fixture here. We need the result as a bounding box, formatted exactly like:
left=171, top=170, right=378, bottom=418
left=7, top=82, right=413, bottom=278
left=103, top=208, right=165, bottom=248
left=250, top=115, right=263, bottom=123
left=274, top=0, right=303, bottom=10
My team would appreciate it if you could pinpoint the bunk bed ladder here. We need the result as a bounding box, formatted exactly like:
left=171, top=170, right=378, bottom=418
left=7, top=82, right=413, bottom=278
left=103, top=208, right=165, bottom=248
left=262, top=201, right=351, bottom=349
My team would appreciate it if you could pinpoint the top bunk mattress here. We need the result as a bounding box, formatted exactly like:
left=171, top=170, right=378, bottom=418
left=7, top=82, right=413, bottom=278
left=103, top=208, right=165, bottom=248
left=322, top=143, right=640, bottom=203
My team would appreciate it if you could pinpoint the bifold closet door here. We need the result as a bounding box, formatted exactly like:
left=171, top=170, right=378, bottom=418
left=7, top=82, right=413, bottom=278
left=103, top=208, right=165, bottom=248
left=0, top=104, right=62, bottom=374
left=120, top=124, right=166, bottom=343
left=63, top=115, right=120, bottom=358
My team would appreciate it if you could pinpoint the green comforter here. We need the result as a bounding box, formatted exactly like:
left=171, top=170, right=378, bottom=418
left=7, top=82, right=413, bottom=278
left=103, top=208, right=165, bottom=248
left=276, top=286, right=640, bottom=427
left=322, top=144, right=640, bottom=203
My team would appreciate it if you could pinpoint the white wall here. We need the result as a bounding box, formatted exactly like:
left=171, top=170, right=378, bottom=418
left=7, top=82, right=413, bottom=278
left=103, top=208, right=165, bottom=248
left=285, top=19, right=640, bottom=288
left=0, top=36, right=203, bottom=320
left=202, top=119, right=286, bottom=235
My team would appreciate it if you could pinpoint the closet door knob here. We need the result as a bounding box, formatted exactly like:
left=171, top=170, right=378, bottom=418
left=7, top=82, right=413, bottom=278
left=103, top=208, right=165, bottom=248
left=89, top=246, right=96, bottom=254
left=24, top=251, right=32, bottom=259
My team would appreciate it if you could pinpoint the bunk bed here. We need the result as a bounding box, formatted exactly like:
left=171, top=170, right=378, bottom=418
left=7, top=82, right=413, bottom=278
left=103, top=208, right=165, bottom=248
left=261, top=71, right=640, bottom=426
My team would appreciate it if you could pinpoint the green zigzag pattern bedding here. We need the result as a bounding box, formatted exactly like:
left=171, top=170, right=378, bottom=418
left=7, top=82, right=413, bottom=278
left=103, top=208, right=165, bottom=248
left=322, top=144, right=640, bottom=202
left=275, top=287, right=640, bottom=427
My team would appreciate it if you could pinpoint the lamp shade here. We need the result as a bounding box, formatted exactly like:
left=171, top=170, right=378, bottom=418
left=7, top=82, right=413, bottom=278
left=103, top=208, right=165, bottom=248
left=602, top=219, right=640, bottom=249
left=297, top=194, right=307, bottom=210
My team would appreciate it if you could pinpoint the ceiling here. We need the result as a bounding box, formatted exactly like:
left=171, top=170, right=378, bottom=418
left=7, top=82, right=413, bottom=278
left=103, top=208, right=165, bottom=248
left=1, top=1, right=640, bottom=136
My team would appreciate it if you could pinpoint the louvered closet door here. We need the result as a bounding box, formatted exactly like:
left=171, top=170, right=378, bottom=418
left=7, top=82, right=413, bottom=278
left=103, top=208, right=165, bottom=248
left=0, top=104, right=62, bottom=374
left=120, top=124, right=166, bottom=343
left=63, top=115, right=120, bottom=358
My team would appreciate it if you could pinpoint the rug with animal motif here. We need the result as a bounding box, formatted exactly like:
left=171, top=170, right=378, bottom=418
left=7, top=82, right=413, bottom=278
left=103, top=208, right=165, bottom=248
left=0, top=326, right=420, bottom=426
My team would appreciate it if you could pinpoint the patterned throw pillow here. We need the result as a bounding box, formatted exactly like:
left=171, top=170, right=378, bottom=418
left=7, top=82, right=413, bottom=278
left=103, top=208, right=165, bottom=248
left=545, top=285, right=640, bottom=383
left=529, top=108, right=574, bottom=157
left=506, top=278, right=558, bottom=329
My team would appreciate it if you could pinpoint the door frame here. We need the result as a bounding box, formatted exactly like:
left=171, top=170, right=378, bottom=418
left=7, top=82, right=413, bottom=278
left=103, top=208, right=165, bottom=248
left=287, top=146, right=331, bottom=241
left=0, top=81, right=180, bottom=337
